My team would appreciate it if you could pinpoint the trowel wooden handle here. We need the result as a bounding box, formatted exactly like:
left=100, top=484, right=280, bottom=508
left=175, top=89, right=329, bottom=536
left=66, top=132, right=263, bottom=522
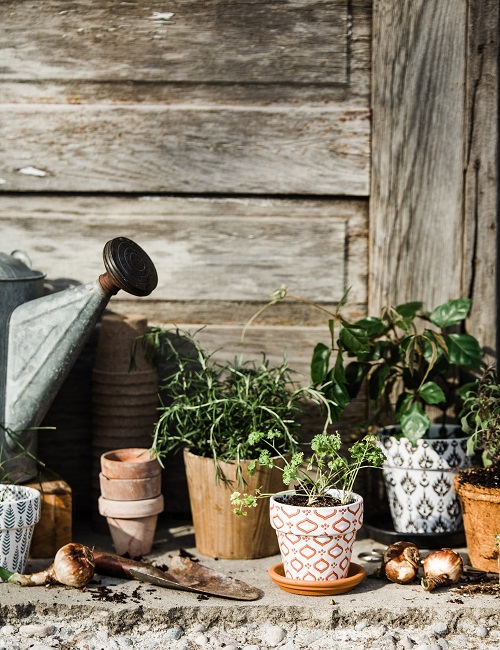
left=99, top=237, right=158, bottom=297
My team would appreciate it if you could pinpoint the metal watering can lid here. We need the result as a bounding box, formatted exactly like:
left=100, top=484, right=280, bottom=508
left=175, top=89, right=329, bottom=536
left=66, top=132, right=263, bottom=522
left=0, top=251, right=45, bottom=281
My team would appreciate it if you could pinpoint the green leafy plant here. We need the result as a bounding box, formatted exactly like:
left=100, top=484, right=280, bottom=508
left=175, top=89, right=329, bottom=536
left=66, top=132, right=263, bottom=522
left=230, top=429, right=386, bottom=513
left=460, top=364, right=500, bottom=468
left=244, top=288, right=483, bottom=444
left=137, top=327, right=331, bottom=484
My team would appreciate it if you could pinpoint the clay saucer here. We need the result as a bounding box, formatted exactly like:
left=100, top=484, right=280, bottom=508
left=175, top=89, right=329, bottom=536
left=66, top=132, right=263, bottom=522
left=268, top=562, right=366, bottom=596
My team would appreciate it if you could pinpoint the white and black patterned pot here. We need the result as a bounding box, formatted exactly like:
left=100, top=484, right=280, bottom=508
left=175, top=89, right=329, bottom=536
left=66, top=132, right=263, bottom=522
left=378, top=426, right=471, bottom=534
left=0, top=485, right=41, bottom=573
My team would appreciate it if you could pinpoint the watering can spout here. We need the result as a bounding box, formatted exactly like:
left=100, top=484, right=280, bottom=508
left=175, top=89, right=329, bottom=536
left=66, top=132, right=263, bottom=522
left=1, top=237, right=158, bottom=482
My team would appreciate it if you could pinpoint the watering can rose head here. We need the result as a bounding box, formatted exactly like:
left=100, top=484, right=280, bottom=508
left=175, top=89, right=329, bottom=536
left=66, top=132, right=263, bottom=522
left=230, top=429, right=386, bottom=515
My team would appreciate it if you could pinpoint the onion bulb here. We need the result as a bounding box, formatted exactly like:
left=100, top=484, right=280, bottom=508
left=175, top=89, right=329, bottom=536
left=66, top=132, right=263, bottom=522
left=0, top=543, right=95, bottom=588
left=382, top=541, right=421, bottom=584
left=421, top=548, right=463, bottom=592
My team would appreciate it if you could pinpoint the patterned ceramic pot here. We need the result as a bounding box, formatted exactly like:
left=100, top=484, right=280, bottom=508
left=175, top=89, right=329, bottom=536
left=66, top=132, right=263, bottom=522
left=379, top=425, right=471, bottom=534
left=270, top=489, right=363, bottom=581
left=0, top=485, right=41, bottom=573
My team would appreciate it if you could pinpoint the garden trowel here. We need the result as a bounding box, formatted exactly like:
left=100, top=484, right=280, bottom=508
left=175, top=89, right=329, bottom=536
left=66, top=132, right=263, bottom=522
left=93, top=550, right=261, bottom=601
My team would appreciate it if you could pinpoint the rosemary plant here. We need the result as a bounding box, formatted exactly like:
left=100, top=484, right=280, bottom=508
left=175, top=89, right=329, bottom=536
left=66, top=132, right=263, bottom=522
left=137, top=327, right=331, bottom=484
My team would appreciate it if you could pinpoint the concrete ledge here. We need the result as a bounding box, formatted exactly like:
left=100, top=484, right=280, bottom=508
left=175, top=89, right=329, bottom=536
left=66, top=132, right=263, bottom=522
left=0, top=522, right=498, bottom=634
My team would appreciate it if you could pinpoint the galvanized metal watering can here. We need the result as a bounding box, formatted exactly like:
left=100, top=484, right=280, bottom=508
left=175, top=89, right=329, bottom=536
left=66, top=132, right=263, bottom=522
left=0, top=237, right=158, bottom=483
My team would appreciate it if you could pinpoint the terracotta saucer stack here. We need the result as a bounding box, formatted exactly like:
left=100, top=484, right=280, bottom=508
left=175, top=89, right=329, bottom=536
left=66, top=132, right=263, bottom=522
left=91, top=313, right=159, bottom=530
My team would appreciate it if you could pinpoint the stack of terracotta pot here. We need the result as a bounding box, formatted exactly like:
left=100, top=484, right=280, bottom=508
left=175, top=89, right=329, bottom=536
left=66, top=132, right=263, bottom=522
left=91, top=313, right=159, bottom=529
left=98, top=448, right=164, bottom=557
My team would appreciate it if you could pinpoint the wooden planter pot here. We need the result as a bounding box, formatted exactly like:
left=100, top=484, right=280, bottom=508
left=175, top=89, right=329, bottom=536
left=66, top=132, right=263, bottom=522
left=454, top=471, right=500, bottom=572
left=183, top=449, right=284, bottom=559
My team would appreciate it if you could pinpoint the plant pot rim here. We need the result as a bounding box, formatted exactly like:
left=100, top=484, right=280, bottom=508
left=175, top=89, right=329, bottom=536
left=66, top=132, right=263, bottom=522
left=183, top=447, right=285, bottom=465
left=98, top=494, right=164, bottom=518
left=454, top=470, right=500, bottom=500
left=270, top=489, right=363, bottom=509
left=0, top=484, right=41, bottom=504
left=101, top=448, right=161, bottom=479
left=378, top=423, right=467, bottom=442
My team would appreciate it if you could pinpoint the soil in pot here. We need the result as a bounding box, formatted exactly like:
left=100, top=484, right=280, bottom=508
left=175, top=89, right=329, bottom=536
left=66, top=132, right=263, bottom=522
left=454, top=467, right=500, bottom=572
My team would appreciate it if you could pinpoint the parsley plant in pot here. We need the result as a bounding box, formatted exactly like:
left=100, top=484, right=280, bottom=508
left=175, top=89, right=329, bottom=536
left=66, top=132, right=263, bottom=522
left=247, top=290, right=483, bottom=535
left=231, top=430, right=385, bottom=583
left=454, top=365, right=500, bottom=571
left=139, top=327, right=327, bottom=559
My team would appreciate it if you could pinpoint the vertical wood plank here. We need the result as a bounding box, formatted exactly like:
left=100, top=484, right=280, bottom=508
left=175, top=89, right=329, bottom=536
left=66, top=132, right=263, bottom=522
left=370, top=1, right=467, bottom=313
left=463, top=0, right=499, bottom=355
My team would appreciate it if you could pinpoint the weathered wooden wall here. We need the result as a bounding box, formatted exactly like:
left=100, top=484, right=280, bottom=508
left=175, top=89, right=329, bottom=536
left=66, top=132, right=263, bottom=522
left=1, top=0, right=372, bottom=388
left=371, top=0, right=499, bottom=355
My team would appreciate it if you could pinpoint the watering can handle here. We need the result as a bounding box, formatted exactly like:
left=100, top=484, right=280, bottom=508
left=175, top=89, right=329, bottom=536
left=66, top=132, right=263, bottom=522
left=99, top=237, right=158, bottom=297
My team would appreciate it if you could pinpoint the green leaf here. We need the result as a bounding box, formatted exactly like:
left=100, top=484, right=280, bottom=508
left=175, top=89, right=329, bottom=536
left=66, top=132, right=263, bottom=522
left=401, top=404, right=431, bottom=444
left=458, top=380, right=479, bottom=400
left=335, top=287, right=351, bottom=314
left=418, top=381, right=446, bottom=405
left=447, top=334, right=483, bottom=369
left=353, top=317, right=387, bottom=337
left=345, top=361, right=369, bottom=399
left=395, top=392, right=414, bottom=422
left=311, top=342, right=331, bottom=386
left=0, top=567, right=13, bottom=582
left=339, top=324, right=370, bottom=355
left=395, top=302, right=423, bottom=318
left=430, top=298, right=471, bottom=328
left=368, top=364, right=390, bottom=402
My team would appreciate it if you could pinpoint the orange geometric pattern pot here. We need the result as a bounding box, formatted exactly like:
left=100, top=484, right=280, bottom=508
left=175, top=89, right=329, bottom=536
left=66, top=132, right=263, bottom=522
left=270, top=490, right=363, bottom=581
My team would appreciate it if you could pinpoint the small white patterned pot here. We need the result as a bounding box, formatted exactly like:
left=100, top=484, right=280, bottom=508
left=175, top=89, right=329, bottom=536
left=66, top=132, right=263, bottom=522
left=379, top=425, right=471, bottom=534
left=270, top=489, right=363, bottom=582
left=0, top=485, right=41, bottom=573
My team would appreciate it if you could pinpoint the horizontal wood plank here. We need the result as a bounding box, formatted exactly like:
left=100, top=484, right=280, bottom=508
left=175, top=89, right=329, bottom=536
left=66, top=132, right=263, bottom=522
left=2, top=0, right=350, bottom=85
left=0, top=194, right=368, bottom=305
left=0, top=105, right=370, bottom=195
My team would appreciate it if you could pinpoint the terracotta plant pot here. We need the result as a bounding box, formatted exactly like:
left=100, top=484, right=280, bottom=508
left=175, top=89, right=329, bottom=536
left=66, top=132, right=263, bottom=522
left=183, top=449, right=284, bottom=559
left=98, top=448, right=163, bottom=556
left=92, top=368, right=158, bottom=387
left=270, top=489, right=363, bottom=582
left=98, top=495, right=164, bottom=557
left=99, top=473, right=162, bottom=501
left=101, top=448, right=161, bottom=478
left=453, top=471, right=500, bottom=572
left=0, top=485, right=41, bottom=573
left=378, top=425, right=470, bottom=534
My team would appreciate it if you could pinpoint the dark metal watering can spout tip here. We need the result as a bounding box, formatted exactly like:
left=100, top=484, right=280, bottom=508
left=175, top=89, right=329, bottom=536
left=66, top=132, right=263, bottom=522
left=99, top=237, right=158, bottom=297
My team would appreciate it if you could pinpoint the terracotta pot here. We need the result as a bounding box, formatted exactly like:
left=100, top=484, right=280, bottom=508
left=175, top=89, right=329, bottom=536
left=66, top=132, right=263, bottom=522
left=99, top=473, right=162, bottom=501
left=98, top=449, right=163, bottom=556
left=92, top=414, right=157, bottom=429
left=378, top=425, right=470, bottom=534
left=454, top=471, right=500, bottom=572
left=94, top=313, right=152, bottom=373
left=0, top=485, right=41, bottom=573
left=93, top=434, right=153, bottom=450
left=92, top=368, right=158, bottom=386
left=98, top=495, right=164, bottom=557
left=101, top=448, right=161, bottom=479
left=270, top=489, right=363, bottom=582
left=183, top=449, right=284, bottom=559
left=92, top=403, right=158, bottom=417
left=91, top=393, right=158, bottom=407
